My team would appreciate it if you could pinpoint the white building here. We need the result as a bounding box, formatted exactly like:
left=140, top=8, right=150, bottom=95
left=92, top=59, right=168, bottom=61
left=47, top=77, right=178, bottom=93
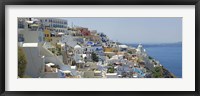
left=118, top=45, right=128, bottom=51
left=18, top=18, right=45, bottom=77
left=136, top=44, right=147, bottom=57
left=18, top=18, right=44, bottom=43
left=38, top=18, right=68, bottom=34
left=18, top=18, right=76, bottom=78
left=73, top=45, right=85, bottom=67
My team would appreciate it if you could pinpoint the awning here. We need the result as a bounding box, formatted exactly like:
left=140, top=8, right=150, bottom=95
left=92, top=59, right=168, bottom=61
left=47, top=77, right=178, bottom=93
left=30, top=24, right=39, bottom=27
left=26, top=21, right=34, bottom=24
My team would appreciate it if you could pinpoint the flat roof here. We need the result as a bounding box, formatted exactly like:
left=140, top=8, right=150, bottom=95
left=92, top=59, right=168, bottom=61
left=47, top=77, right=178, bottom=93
left=22, top=43, right=38, bottom=47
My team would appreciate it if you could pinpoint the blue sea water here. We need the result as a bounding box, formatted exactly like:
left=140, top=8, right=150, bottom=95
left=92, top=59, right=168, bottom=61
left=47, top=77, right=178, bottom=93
left=129, top=43, right=182, bottom=78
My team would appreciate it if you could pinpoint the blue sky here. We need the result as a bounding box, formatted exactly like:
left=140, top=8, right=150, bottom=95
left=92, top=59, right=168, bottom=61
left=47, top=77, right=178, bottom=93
left=63, top=17, right=182, bottom=44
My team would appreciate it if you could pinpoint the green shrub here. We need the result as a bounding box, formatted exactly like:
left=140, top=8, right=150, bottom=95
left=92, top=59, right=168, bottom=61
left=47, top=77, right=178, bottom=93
left=127, top=50, right=132, bottom=54
left=18, top=47, right=27, bottom=78
left=148, top=56, right=153, bottom=60
left=152, top=66, right=163, bottom=78
left=91, top=52, right=99, bottom=62
left=107, top=67, right=114, bottom=73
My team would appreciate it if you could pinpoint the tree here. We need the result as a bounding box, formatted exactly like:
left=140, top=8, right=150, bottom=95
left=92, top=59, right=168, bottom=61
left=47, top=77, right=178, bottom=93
left=72, top=60, right=76, bottom=66
left=148, top=56, right=153, bottom=60
left=18, top=47, right=27, bottom=78
left=127, top=50, right=133, bottom=54
left=107, top=55, right=111, bottom=59
left=91, top=52, right=99, bottom=62
left=84, top=57, right=87, bottom=63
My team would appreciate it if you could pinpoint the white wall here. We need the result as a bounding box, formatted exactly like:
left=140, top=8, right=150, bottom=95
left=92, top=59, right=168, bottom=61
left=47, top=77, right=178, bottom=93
left=19, top=29, right=43, bottom=43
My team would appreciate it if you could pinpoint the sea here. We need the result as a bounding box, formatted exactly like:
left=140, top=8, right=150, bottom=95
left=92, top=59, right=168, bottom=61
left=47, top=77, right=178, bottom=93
left=128, top=43, right=182, bottom=78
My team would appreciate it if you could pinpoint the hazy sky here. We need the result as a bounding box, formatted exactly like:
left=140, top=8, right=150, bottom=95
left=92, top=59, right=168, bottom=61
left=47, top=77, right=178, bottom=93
left=63, top=17, right=182, bottom=44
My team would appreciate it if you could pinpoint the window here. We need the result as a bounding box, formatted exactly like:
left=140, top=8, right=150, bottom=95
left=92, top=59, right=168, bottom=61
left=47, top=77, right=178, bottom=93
left=18, top=19, right=24, bottom=28
left=38, top=36, right=43, bottom=42
left=18, top=34, right=24, bottom=42
left=18, top=23, right=24, bottom=28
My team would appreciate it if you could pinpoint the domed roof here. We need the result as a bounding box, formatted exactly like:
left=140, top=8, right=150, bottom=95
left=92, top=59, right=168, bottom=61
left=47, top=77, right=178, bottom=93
left=74, top=45, right=81, bottom=49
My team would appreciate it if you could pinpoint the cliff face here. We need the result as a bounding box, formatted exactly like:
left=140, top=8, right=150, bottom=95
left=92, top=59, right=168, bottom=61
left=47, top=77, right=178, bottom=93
left=162, top=67, right=176, bottom=78
left=150, top=66, right=175, bottom=78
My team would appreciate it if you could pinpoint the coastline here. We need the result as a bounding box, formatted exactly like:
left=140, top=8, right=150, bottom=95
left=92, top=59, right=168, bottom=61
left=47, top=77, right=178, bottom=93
left=18, top=18, right=182, bottom=78
left=126, top=43, right=181, bottom=78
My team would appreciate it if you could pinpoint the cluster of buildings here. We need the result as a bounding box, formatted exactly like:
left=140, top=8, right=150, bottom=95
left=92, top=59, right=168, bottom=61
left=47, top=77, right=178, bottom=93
left=18, top=18, right=162, bottom=78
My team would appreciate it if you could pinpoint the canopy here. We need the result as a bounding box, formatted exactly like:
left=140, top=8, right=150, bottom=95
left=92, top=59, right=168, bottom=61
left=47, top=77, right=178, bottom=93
left=58, top=32, right=64, bottom=35
left=46, top=63, right=55, bottom=67
left=26, top=21, right=34, bottom=24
